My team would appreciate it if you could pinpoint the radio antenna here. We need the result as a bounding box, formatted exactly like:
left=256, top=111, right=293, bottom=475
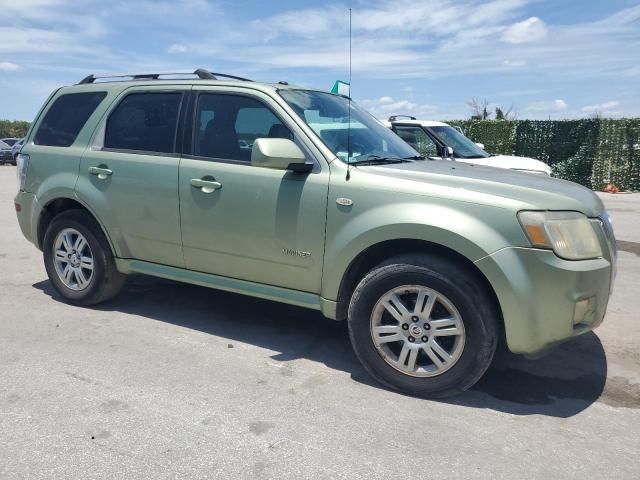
left=346, top=7, right=352, bottom=181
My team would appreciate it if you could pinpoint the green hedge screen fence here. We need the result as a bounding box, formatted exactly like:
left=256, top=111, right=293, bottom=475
left=447, top=119, right=640, bottom=191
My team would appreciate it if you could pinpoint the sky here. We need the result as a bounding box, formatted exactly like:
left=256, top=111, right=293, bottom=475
left=0, top=0, right=639, bottom=122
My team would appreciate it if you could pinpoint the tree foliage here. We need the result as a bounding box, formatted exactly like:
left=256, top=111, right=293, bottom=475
left=0, top=120, right=30, bottom=139
left=467, top=98, right=517, bottom=121
left=467, top=97, right=491, bottom=120
left=495, top=105, right=516, bottom=121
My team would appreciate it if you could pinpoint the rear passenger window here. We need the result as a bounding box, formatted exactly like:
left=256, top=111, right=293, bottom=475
left=105, top=92, right=183, bottom=154
left=34, top=92, right=107, bottom=147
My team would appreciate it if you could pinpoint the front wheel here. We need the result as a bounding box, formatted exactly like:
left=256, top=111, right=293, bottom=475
left=43, top=210, right=126, bottom=306
left=348, top=254, right=498, bottom=398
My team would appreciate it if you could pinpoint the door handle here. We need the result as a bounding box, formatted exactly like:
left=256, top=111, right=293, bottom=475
left=88, top=166, right=113, bottom=179
left=190, top=178, right=222, bottom=193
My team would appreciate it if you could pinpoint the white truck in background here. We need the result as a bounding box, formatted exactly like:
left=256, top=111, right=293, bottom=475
left=385, top=116, right=552, bottom=175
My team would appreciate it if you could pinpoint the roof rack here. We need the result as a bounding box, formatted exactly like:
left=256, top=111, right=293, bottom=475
left=77, top=68, right=252, bottom=85
left=388, top=115, right=417, bottom=122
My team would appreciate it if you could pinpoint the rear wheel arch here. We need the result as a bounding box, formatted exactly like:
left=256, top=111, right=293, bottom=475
left=37, top=197, right=116, bottom=256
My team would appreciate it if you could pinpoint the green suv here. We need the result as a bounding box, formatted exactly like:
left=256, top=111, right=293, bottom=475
left=14, top=69, right=616, bottom=397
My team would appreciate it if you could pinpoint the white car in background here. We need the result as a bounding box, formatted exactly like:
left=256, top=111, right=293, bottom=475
left=385, top=116, right=552, bottom=175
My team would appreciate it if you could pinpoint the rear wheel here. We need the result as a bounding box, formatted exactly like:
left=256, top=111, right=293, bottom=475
left=348, top=254, right=498, bottom=398
left=43, top=210, right=126, bottom=305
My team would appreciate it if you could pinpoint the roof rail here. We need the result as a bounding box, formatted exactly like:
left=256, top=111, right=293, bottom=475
left=388, top=115, right=417, bottom=122
left=77, top=69, right=252, bottom=85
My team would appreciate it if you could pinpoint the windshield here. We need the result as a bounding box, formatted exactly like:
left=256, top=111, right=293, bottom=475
left=279, top=90, right=419, bottom=163
left=429, top=126, right=489, bottom=159
left=2, top=139, right=17, bottom=146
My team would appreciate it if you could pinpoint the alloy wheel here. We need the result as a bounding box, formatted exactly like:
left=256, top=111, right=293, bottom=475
left=370, top=285, right=465, bottom=377
left=53, top=228, right=94, bottom=291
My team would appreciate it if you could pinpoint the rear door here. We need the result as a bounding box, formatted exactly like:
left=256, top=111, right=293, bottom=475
left=76, top=85, right=189, bottom=267
left=178, top=87, right=330, bottom=293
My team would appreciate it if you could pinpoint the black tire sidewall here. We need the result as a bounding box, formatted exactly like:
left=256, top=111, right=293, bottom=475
left=43, top=213, right=110, bottom=305
left=348, top=261, right=497, bottom=398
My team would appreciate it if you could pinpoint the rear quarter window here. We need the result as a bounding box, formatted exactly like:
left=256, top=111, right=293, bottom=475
left=34, top=91, right=107, bottom=147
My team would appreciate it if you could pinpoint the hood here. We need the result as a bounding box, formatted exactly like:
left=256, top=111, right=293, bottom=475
left=458, top=155, right=552, bottom=175
left=357, top=159, right=604, bottom=217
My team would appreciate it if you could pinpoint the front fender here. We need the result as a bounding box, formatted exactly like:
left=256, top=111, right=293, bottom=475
left=321, top=201, right=527, bottom=301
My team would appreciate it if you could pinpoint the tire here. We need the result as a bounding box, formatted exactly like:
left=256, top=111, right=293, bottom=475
left=348, top=254, right=498, bottom=398
left=43, top=210, right=126, bottom=306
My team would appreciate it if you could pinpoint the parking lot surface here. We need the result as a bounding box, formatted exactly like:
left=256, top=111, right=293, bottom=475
left=1, top=167, right=639, bottom=479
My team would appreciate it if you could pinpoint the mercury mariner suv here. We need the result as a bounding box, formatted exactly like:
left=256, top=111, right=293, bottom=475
left=14, top=69, right=616, bottom=398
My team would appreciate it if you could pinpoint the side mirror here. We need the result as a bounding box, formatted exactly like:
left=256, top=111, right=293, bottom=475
left=475, top=142, right=485, bottom=150
left=442, top=146, right=454, bottom=161
left=251, top=138, right=311, bottom=172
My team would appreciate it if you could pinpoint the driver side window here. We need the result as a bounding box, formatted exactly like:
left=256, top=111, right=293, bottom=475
left=194, top=93, right=293, bottom=162
left=394, top=126, right=438, bottom=157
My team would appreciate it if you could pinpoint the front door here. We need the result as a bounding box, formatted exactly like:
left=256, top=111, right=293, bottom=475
left=77, top=87, right=189, bottom=267
left=178, top=89, right=329, bottom=293
left=392, top=124, right=440, bottom=158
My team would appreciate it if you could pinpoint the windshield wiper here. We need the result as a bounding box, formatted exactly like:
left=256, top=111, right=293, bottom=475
left=353, top=155, right=413, bottom=166
left=403, top=155, right=426, bottom=160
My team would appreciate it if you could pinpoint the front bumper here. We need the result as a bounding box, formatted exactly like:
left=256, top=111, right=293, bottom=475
left=475, top=233, right=614, bottom=354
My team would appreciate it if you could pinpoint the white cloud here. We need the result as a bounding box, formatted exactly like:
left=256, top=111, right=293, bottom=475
left=355, top=0, right=526, bottom=35
left=501, top=17, right=547, bottom=43
left=581, top=101, right=620, bottom=113
left=168, top=44, right=189, bottom=54
left=503, top=59, right=527, bottom=67
left=114, top=0, right=213, bottom=17
left=0, top=27, right=96, bottom=54
left=252, top=7, right=343, bottom=40
left=0, top=0, right=68, bottom=18
left=526, top=99, right=568, bottom=112
left=1, top=0, right=640, bottom=120
left=0, top=61, right=20, bottom=72
left=359, top=96, right=439, bottom=120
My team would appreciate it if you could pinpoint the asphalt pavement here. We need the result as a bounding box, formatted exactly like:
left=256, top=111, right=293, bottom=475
left=1, top=166, right=638, bottom=479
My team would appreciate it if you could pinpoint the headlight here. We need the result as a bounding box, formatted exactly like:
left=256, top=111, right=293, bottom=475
left=518, top=211, right=602, bottom=260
